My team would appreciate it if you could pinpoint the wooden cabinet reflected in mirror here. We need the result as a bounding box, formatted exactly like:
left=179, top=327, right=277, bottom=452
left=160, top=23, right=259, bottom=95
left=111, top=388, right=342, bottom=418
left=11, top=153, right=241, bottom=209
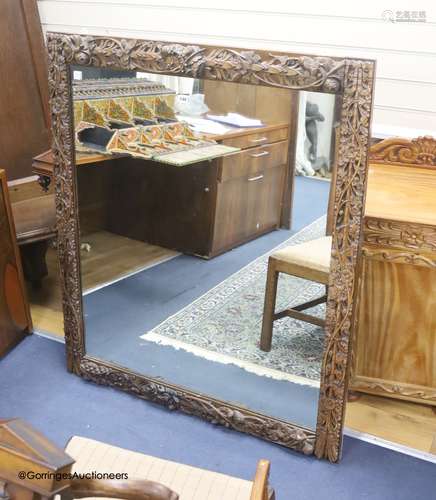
left=47, top=34, right=375, bottom=462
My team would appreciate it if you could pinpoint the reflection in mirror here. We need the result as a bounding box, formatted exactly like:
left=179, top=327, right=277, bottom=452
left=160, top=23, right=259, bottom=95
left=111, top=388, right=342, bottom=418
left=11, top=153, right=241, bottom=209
left=72, top=67, right=336, bottom=431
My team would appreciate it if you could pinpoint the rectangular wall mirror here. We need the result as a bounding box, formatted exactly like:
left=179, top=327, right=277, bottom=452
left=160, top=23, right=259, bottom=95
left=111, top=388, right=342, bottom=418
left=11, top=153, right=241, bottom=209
left=47, top=34, right=375, bottom=462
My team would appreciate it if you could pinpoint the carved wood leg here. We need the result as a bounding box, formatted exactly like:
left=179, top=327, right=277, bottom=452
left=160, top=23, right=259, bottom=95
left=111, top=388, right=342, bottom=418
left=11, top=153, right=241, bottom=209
left=260, top=260, right=279, bottom=352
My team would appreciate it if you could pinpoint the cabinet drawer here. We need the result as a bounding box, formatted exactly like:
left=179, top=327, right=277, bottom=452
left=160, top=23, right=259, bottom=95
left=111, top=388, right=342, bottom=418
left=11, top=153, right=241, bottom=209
left=219, top=140, right=288, bottom=182
left=212, top=164, right=286, bottom=255
left=219, top=126, right=288, bottom=150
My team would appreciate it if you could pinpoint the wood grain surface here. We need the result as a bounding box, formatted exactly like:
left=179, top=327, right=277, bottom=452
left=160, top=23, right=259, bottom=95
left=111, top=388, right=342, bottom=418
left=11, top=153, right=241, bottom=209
left=0, top=171, right=32, bottom=356
left=352, top=159, right=436, bottom=407
left=0, top=0, right=50, bottom=180
left=346, top=393, right=436, bottom=454
left=365, top=163, right=436, bottom=225
left=355, top=258, right=436, bottom=386
left=28, top=231, right=177, bottom=336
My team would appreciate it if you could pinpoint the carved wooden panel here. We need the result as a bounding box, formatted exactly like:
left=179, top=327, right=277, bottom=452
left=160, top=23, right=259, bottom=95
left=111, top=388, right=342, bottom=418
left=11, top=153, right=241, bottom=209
left=46, top=33, right=375, bottom=462
left=351, top=216, right=436, bottom=405
left=369, top=136, right=436, bottom=169
left=351, top=377, right=436, bottom=404
left=364, top=217, right=436, bottom=253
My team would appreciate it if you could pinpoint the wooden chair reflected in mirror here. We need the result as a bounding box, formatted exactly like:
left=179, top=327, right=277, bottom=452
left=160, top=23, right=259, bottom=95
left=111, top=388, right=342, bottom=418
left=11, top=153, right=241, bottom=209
left=260, top=236, right=331, bottom=351
left=260, top=127, right=340, bottom=352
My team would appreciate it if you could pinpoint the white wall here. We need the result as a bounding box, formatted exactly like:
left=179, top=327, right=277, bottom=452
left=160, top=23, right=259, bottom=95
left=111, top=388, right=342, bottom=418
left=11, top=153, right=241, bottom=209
left=37, top=0, right=436, bottom=136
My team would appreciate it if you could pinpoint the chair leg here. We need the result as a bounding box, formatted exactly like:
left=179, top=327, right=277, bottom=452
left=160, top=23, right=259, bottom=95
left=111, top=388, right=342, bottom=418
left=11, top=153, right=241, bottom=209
left=291, top=294, right=327, bottom=312
left=273, top=293, right=327, bottom=328
left=260, top=263, right=279, bottom=352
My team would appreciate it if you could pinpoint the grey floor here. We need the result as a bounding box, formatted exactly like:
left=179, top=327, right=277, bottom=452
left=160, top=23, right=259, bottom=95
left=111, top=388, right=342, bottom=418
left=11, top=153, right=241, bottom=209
left=83, top=176, right=329, bottom=427
left=1, top=335, right=435, bottom=500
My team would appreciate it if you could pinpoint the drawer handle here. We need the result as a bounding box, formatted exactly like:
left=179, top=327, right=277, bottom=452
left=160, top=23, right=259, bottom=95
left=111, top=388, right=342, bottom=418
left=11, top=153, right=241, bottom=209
left=250, top=151, right=270, bottom=158
left=250, top=137, right=268, bottom=143
left=248, top=175, right=264, bottom=182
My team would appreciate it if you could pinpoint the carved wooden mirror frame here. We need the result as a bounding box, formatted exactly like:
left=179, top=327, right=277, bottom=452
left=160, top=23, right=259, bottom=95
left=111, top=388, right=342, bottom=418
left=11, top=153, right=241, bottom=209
left=47, top=32, right=375, bottom=462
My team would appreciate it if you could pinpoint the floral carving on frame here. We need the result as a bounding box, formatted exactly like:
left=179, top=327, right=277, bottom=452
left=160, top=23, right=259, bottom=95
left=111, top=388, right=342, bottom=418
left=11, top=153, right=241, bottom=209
left=46, top=32, right=375, bottom=462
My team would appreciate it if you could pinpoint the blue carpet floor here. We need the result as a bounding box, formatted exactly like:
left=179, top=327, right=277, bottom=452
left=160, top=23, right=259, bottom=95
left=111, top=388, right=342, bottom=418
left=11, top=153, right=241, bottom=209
left=1, top=335, right=435, bottom=500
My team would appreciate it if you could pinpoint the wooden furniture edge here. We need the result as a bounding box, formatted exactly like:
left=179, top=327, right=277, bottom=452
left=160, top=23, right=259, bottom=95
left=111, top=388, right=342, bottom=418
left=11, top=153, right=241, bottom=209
left=0, top=169, right=33, bottom=333
left=351, top=375, right=436, bottom=405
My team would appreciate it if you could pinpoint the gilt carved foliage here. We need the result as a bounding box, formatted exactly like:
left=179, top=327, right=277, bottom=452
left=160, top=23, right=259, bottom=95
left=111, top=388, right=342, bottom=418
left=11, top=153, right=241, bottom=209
left=47, top=32, right=374, bottom=462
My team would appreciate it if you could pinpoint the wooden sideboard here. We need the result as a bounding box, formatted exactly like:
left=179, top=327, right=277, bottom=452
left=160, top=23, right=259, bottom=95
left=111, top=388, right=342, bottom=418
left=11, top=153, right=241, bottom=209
left=33, top=122, right=290, bottom=258
left=350, top=137, right=436, bottom=406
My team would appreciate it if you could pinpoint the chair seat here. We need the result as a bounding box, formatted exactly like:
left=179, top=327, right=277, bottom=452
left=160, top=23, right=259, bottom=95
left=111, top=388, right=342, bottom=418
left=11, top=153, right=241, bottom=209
left=11, top=194, right=56, bottom=244
left=270, top=235, right=332, bottom=284
left=65, top=436, right=254, bottom=500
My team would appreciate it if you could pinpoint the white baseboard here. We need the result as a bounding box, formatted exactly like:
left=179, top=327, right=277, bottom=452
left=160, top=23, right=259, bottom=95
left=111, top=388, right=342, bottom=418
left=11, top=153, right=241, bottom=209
left=344, top=427, right=436, bottom=464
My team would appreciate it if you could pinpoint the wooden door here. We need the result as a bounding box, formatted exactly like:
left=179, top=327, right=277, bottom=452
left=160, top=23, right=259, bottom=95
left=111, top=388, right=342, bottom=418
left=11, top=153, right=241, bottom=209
left=0, top=170, right=32, bottom=357
left=212, top=164, right=285, bottom=256
left=245, top=165, right=286, bottom=236
left=0, top=0, right=50, bottom=180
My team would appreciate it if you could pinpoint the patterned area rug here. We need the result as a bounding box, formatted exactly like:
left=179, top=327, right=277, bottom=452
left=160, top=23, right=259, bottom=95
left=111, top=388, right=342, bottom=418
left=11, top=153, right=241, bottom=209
left=141, top=216, right=326, bottom=381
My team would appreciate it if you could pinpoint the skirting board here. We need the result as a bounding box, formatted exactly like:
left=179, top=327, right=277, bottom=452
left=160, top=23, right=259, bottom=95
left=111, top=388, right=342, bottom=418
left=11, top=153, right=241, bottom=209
left=343, top=427, right=436, bottom=465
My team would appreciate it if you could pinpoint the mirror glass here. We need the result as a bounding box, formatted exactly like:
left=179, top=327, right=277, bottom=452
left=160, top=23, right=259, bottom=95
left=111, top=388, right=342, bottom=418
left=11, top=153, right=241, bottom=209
left=71, top=66, right=338, bottom=430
